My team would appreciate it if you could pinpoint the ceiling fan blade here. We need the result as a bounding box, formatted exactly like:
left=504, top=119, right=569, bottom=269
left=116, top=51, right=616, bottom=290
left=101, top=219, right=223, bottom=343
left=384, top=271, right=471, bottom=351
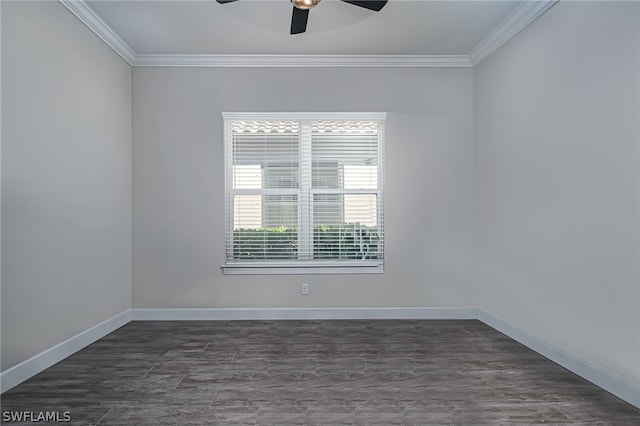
left=216, top=0, right=239, bottom=3
left=339, top=0, right=388, bottom=12
left=290, top=7, right=309, bottom=34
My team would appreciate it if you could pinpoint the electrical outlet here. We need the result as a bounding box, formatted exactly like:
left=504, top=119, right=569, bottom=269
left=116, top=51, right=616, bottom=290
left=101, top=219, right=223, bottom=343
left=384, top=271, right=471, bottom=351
left=301, top=283, right=310, bottom=295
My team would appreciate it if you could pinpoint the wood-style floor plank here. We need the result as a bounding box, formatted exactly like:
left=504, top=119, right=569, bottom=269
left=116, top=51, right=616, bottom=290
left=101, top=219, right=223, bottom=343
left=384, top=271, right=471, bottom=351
left=1, top=320, right=638, bottom=425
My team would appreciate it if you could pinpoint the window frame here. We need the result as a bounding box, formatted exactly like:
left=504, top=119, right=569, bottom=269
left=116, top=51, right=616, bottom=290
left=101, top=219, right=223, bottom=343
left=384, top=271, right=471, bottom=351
left=222, top=112, right=386, bottom=275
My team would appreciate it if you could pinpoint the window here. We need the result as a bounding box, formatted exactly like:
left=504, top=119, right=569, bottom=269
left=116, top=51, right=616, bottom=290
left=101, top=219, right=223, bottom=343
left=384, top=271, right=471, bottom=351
left=223, top=113, right=385, bottom=274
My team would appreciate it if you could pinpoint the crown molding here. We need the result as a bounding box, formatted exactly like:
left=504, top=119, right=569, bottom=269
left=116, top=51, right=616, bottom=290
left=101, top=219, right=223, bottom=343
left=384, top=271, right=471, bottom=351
left=59, top=0, right=555, bottom=68
left=469, top=0, right=559, bottom=66
left=58, top=0, right=136, bottom=65
left=55, top=0, right=468, bottom=68
left=133, top=54, right=472, bottom=68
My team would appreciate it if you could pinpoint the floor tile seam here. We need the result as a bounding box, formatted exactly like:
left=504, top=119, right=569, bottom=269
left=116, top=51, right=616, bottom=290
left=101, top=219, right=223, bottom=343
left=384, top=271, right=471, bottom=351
left=399, top=404, right=408, bottom=424
left=93, top=407, right=113, bottom=425
left=173, top=374, right=186, bottom=390
left=141, top=362, right=159, bottom=378
left=209, top=388, right=219, bottom=408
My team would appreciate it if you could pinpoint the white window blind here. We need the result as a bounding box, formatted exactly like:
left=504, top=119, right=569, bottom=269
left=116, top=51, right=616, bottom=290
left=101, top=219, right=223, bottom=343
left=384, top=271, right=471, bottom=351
left=223, top=113, right=385, bottom=274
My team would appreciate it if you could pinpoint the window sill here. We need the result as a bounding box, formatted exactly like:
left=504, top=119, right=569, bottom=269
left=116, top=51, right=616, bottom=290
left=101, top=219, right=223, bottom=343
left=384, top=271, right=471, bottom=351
left=222, top=261, right=384, bottom=275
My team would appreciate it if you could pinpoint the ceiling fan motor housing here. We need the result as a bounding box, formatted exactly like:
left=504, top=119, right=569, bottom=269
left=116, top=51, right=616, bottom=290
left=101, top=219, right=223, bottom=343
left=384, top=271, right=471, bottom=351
left=291, top=0, right=321, bottom=11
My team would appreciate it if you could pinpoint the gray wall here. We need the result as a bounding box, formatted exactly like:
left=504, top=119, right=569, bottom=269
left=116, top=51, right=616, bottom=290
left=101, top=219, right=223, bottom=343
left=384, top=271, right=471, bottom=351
left=1, top=1, right=132, bottom=371
left=474, top=1, right=639, bottom=383
left=132, top=67, right=476, bottom=309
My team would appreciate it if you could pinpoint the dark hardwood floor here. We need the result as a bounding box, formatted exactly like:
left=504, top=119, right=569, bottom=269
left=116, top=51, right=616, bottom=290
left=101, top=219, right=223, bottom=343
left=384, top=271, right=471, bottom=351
left=1, top=320, right=639, bottom=425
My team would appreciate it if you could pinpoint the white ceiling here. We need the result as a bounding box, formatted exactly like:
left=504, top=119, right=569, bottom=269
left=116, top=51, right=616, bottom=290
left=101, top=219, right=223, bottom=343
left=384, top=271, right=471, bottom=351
left=84, top=0, right=522, bottom=56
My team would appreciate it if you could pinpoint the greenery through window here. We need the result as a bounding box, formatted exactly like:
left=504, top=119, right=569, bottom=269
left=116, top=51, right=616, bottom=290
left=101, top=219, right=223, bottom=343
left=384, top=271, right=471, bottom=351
left=224, top=114, right=385, bottom=272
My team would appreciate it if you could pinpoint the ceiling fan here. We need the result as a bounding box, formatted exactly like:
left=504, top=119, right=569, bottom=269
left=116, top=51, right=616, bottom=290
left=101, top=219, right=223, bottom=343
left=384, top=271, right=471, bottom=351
left=216, top=0, right=388, bottom=35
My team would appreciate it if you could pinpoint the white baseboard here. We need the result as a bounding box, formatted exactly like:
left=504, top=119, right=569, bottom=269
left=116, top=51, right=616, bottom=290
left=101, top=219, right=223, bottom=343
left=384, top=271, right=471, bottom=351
left=2, top=307, right=638, bottom=410
left=478, top=309, right=640, bottom=409
left=130, top=307, right=479, bottom=321
left=0, top=310, right=131, bottom=394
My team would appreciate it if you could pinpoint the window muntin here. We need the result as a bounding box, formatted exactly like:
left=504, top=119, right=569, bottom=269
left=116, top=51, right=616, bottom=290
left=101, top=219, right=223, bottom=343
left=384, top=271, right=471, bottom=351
left=224, top=113, right=385, bottom=274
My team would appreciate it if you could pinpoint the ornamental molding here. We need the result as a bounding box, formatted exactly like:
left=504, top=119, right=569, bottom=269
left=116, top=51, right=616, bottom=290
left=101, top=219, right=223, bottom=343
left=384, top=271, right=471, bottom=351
left=469, top=0, right=558, bottom=65
left=60, top=0, right=557, bottom=68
